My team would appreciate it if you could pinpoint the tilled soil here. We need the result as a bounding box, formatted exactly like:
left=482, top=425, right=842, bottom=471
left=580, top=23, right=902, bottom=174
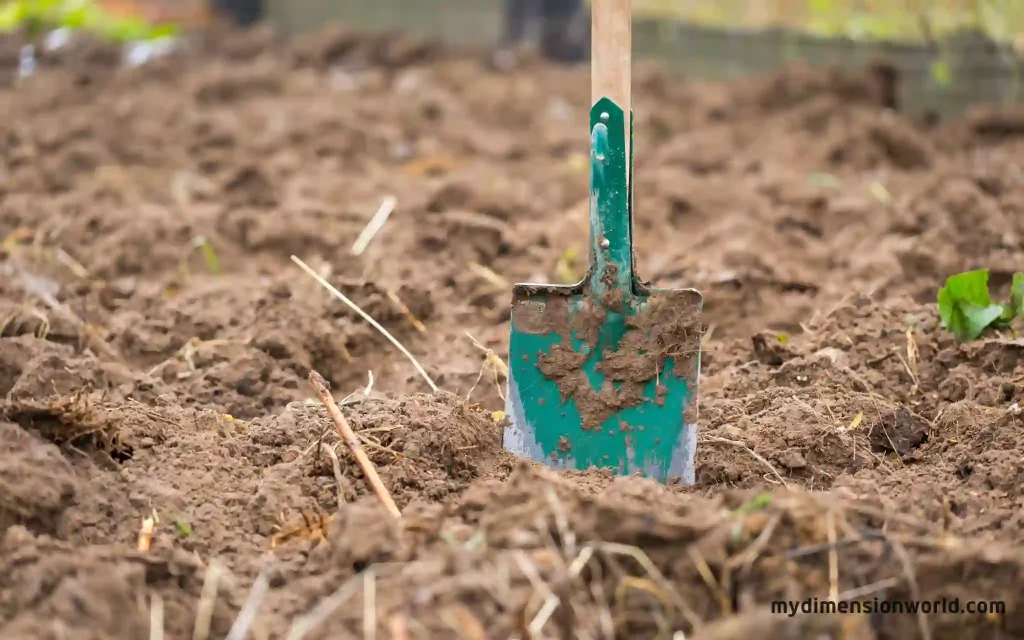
left=2, top=24, right=1024, bottom=640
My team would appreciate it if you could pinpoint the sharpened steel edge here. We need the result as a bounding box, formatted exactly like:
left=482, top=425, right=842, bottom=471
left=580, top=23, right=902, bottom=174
left=504, top=368, right=574, bottom=471
left=505, top=366, right=698, bottom=483
left=668, top=395, right=698, bottom=484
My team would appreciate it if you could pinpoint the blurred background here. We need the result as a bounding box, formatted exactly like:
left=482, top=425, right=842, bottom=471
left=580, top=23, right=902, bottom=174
left=4, top=0, right=1023, bottom=116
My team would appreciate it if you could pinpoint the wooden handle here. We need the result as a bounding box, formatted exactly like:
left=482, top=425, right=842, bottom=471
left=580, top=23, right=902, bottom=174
left=591, top=0, right=631, bottom=165
left=591, top=0, right=631, bottom=109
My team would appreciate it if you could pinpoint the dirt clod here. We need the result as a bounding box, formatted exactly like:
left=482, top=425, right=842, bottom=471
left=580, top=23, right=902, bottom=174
left=869, top=409, right=930, bottom=457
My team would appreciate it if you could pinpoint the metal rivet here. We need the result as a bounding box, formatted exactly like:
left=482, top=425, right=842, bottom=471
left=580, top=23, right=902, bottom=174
left=599, top=236, right=610, bottom=249
left=600, top=112, right=610, bottom=122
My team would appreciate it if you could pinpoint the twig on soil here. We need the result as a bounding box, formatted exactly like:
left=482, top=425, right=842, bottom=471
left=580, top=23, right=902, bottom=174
left=192, top=559, right=224, bottom=640
left=896, top=348, right=920, bottom=394
left=836, top=577, right=901, bottom=602
left=385, top=288, right=427, bottom=334
left=781, top=534, right=879, bottom=560
left=352, top=196, right=397, bottom=256
left=292, top=256, right=438, bottom=393
left=728, top=512, right=782, bottom=598
left=568, top=546, right=595, bottom=579
left=150, top=593, right=164, bottom=640
left=465, top=331, right=508, bottom=403
left=613, top=577, right=673, bottom=636
left=320, top=443, right=347, bottom=511
left=836, top=500, right=933, bottom=531
left=687, top=546, right=729, bottom=615
left=740, top=511, right=781, bottom=562
left=225, top=564, right=273, bottom=640
left=702, top=436, right=787, bottom=487
left=271, top=511, right=331, bottom=549
left=598, top=542, right=703, bottom=630
left=884, top=533, right=932, bottom=640
left=137, top=513, right=156, bottom=552
left=55, top=247, right=89, bottom=279
left=513, top=550, right=561, bottom=637
left=586, top=555, right=615, bottom=639
left=355, top=436, right=404, bottom=460
left=466, top=332, right=509, bottom=378
left=312, top=424, right=327, bottom=476
left=545, top=485, right=577, bottom=560
left=469, top=263, right=510, bottom=290
left=126, top=398, right=179, bottom=426
left=285, top=572, right=365, bottom=640
left=694, top=320, right=714, bottom=347
left=531, top=596, right=561, bottom=637
left=309, top=370, right=402, bottom=520
left=906, top=327, right=919, bottom=371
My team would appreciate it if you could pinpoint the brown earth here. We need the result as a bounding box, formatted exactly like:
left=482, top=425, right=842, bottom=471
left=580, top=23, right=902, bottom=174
left=2, top=23, right=1024, bottom=640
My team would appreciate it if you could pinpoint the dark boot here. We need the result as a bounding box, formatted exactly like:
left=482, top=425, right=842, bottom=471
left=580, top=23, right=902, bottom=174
left=210, top=0, right=264, bottom=27
left=540, top=0, right=588, bottom=62
left=493, top=0, right=544, bottom=70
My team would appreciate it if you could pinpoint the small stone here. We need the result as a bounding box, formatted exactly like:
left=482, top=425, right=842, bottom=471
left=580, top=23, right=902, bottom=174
left=108, top=276, right=137, bottom=298
left=777, top=450, right=807, bottom=470
left=939, top=375, right=969, bottom=402
left=268, top=282, right=291, bottom=299
left=812, top=347, right=849, bottom=368
left=155, top=393, right=177, bottom=406
left=721, top=425, right=745, bottom=441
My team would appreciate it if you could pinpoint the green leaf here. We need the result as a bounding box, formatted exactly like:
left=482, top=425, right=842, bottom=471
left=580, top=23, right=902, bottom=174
left=1012, top=273, right=1024, bottom=319
left=958, top=303, right=1006, bottom=339
left=0, top=0, right=178, bottom=42
left=173, top=518, right=193, bottom=537
left=0, top=2, right=27, bottom=32
left=147, top=22, right=179, bottom=40
left=938, top=269, right=1006, bottom=341
left=60, top=2, right=98, bottom=29
left=102, top=16, right=151, bottom=43
left=198, top=238, right=222, bottom=276
left=736, top=492, right=773, bottom=514
left=940, top=269, right=993, bottom=307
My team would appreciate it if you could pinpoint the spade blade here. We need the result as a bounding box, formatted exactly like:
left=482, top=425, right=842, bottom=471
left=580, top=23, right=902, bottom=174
left=503, top=99, right=702, bottom=483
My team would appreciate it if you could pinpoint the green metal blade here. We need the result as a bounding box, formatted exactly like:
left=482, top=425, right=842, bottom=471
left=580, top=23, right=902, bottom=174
left=504, top=98, right=703, bottom=483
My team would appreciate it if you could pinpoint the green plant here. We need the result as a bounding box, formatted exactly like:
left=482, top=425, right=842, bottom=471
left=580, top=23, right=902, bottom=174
left=0, top=0, right=178, bottom=42
left=173, top=518, right=194, bottom=537
left=937, top=269, right=1024, bottom=341
left=630, top=0, right=1024, bottom=45
left=736, top=492, right=773, bottom=514
left=1009, top=272, right=1024, bottom=318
